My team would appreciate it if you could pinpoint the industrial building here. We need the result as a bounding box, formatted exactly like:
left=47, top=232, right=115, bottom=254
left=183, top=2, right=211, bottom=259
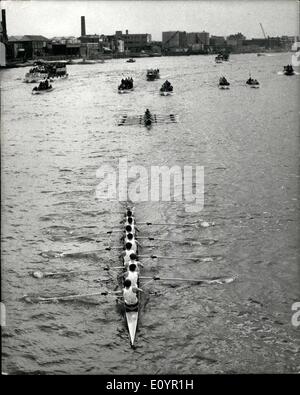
left=162, top=31, right=188, bottom=54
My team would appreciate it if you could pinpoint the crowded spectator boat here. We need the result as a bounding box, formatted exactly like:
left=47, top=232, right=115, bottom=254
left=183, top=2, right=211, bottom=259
left=24, top=60, right=68, bottom=83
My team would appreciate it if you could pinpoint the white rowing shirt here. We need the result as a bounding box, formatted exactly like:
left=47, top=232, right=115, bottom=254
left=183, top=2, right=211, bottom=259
left=125, top=223, right=136, bottom=235
left=123, top=286, right=138, bottom=305
left=125, top=270, right=139, bottom=287
left=123, top=249, right=135, bottom=266
left=125, top=237, right=137, bottom=253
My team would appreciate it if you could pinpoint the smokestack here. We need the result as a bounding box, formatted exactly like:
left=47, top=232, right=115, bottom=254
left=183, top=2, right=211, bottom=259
left=126, top=29, right=128, bottom=35
left=81, top=16, right=86, bottom=36
left=2, top=9, right=8, bottom=42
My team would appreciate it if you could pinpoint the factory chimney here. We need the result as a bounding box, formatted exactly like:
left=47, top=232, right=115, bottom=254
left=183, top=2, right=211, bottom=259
left=81, top=16, right=86, bottom=36
left=1, top=9, right=8, bottom=42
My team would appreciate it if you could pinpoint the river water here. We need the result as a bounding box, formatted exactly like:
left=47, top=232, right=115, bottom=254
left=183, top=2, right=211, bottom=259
left=1, top=53, right=299, bottom=374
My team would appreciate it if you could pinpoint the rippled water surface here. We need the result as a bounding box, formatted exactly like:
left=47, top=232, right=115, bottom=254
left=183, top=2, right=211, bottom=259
left=1, top=53, right=299, bottom=374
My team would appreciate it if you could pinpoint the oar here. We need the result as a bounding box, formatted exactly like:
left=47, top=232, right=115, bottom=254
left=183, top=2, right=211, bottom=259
left=140, top=275, right=235, bottom=284
left=106, top=230, right=124, bottom=234
left=32, top=264, right=125, bottom=278
left=32, top=268, right=101, bottom=279
left=61, top=246, right=119, bottom=256
left=139, top=254, right=199, bottom=261
left=137, top=236, right=201, bottom=245
left=23, top=290, right=120, bottom=303
left=136, top=220, right=213, bottom=228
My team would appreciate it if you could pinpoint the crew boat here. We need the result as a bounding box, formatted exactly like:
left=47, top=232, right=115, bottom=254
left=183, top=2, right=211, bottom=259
left=160, top=80, right=173, bottom=96
left=121, top=208, right=140, bottom=346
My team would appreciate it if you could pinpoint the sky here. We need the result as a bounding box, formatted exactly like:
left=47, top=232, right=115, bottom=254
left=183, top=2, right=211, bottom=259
left=1, top=1, right=299, bottom=40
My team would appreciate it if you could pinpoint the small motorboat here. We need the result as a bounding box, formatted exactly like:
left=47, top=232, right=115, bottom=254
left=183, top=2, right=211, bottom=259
left=218, top=76, right=230, bottom=89
left=126, top=58, right=136, bottom=63
left=32, top=86, right=54, bottom=94
left=283, top=64, right=295, bottom=76
left=246, top=77, right=260, bottom=88
left=215, top=55, right=223, bottom=63
left=146, top=69, right=160, bottom=81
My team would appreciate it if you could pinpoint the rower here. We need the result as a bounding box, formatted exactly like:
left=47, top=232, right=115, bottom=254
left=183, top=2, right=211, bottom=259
left=126, top=209, right=133, bottom=217
left=122, top=242, right=135, bottom=266
left=125, top=232, right=140, bottom=253
left=125, top=216, right=139, bottom=232
left=129, top=253, right=144, bottom=268
left=123, top=279, right=143, bottom=306
left=124, top=262, right=139, bottom=287
left=125, top=224, right=134, bottom=236
left=125, top=222, right=139, bottom=235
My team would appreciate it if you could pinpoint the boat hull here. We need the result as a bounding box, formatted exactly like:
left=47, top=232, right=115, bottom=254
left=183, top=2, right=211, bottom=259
left=125, top=310, right=139, bottom=346
left=24, top=72, right=48, bottom=83
left=160, top=91, right=173, bottom=96
left=118, top=88, right=134, bottom=94
left=32, top=87, right=54, bottom=95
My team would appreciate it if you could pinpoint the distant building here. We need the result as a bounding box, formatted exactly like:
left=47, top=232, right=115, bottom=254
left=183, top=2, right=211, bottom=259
left=242, top=37, right=281, bottom=50
left=226, top=33, right=246, bottom=48
left=7, top=35, right=49, bottom=60
left=162, top=31, right=187, bottom=52
left=79, top=34, right=100, bottom=44
left=50, top=36, right=80, bottom=57
left=209, top=35, right=226, bottom=50
left=292, top=40, right=300, bottom=51
left=117, top=30, right=152, bottom=53
left=187, top=31, right=209, bottom=46
left=149, top=41, right=162, bottom=56
left=280, top=35, right=299, bottom=50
